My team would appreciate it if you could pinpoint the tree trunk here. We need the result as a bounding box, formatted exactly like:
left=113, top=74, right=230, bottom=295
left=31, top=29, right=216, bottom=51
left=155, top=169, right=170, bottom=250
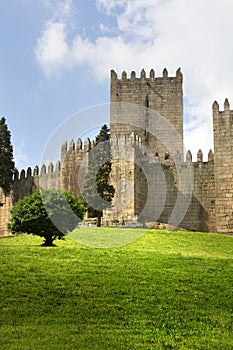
left=42, top=235, right=55, bottom=246
left=97, top=212, right=102, bottom=227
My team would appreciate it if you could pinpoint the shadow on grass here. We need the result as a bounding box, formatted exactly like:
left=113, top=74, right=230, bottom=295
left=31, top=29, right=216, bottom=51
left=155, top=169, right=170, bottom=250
left=41, top=242, right=57, bottom=247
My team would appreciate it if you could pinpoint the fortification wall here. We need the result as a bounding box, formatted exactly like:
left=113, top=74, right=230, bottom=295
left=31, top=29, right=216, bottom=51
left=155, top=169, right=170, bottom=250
left=213, top=100, right=233, bottom=234
left=0, top=189, right=13, bottom=236
left=104, top=130, right=217, bottom=232
left=0, top=162, right=61, bottom=236
left=61, top=137, right=91, bottom=197
left=107, top=133, right=137, bottom=218
left=110, top=69, right=184, bottom=224
left=0, top=135, right=93, bottom=235
left=2, top=69, right=233, bottom=235
left=0, top=139, right=221, bottom=235
left=142, top=149, right=216, bottom=232
left=180, top=150, right=216, bottom=232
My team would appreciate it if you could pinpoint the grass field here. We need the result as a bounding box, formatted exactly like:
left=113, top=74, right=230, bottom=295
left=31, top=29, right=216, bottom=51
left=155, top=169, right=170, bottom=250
left=0, top=228, right=233, bottom=349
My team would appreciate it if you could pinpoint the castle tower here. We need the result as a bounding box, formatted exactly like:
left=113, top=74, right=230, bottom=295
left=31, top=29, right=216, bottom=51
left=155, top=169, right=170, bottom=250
left=107, top=69, right=184, bottom=223
left=110, top=68, right=183, bottom=153
left=213, top=99, right=233, bottom=233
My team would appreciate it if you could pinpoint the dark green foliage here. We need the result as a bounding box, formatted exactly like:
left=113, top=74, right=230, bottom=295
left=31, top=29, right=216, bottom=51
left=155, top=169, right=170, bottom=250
left=7, top=190, right=85, bottom=246
left=82, top=124, right=115, bottom=225
left=95, top=123, right=110, bottom=144
left=0, top=117, right=15, bottom=195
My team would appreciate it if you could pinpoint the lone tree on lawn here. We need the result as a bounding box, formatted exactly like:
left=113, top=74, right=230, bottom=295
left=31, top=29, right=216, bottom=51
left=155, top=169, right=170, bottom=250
left=82, top=124, right=115, bottom=226
left=8, top=190, right=86, bottom=246
left=0, top=117, right=15, bottom=196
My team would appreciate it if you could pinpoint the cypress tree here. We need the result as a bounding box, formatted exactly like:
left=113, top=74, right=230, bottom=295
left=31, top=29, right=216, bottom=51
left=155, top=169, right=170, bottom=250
left=0, top=117, right=15, bottom=196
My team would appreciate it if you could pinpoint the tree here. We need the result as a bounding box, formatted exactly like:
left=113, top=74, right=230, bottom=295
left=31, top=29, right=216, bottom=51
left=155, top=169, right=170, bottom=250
left=0, top=117, right=15, bottom=196
left=82, top=124, right=115, bottom=226
left=7, top=190, right=86, bottom=246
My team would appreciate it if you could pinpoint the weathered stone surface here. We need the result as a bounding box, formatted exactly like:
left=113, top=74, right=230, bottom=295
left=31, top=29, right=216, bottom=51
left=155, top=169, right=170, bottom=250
left=1, top=68, right=233, bottom=235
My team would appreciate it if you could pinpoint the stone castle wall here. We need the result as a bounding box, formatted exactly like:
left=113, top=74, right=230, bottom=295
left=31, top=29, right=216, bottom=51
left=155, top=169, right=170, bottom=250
left=60, top=138, right=91, bottom=197
left=180, top=150, right=216, bottom=232
left=104, top=130, right=216, bottom=232
left=1, top=68, right=233, bottom=235
left=108, top=69, right=184, bottom=224
left=0, top=134, right=225, bottom=236
left=213, top=99, right=233, bottom=233
left=0, top=137, right=92, bottom=236
left=104, top=69, right=224, bottom=233
left=0, top=163, right=61, bottom=236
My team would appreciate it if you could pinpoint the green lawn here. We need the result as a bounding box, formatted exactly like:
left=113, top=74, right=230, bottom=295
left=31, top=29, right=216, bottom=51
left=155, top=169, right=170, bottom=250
left=0, top=229, right=233, bottom=349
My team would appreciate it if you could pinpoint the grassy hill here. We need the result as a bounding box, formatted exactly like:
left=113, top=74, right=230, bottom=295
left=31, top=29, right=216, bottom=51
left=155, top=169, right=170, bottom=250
left=0, top=229, right=232, bottom=349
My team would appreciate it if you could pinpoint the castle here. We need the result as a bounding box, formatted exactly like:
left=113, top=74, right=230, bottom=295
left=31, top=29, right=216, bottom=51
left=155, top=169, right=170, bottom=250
left=1, top=68, right=233, bottom=235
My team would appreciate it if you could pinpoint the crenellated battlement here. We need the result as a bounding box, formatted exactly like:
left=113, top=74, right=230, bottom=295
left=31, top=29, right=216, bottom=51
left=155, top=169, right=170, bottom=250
left=13, top=161, right=61, bottom=182
left=213, top=98, right=231, bottom=111
left=61, top=137, right=93, bottom=162
left=2, top=67, right=233, bottom=236
left=11, top=135, right=95, bottom=203
left=185, top=149, right=214, bottom=164
left=213, top=98, right=233, bottom=118
left=110, top=67, right=184, bottom=157
left=61, top=137, right=92, bottom=153
left=111, top=67, right=183, bottom=83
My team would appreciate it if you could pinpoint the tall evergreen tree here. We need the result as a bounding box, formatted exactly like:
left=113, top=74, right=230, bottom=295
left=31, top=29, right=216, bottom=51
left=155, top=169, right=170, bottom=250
left=0, top=117, right=15, bottom=196
left=82, top=124, right=115, bottom=226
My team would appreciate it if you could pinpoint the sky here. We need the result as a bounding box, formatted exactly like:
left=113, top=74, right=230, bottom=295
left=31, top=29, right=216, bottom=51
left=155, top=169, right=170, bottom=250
left=1, top=0, right=233, bottom=170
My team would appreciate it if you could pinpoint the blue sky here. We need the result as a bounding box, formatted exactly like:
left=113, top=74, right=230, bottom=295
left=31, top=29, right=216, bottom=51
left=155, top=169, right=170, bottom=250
left=1, top=0, right=233, bottom=169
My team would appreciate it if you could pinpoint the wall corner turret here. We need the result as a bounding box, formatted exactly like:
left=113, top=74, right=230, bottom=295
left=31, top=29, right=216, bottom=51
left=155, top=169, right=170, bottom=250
left=213, top=98, right=233, bottom=233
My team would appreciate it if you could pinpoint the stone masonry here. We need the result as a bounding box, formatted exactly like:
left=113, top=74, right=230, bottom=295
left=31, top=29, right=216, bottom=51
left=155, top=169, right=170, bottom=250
left=0, top=68, right=233, bottom=235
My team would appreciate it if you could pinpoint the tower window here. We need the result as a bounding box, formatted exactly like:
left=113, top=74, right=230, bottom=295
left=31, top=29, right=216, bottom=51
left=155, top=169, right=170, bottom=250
left=146, top=96, right=149, bottom=108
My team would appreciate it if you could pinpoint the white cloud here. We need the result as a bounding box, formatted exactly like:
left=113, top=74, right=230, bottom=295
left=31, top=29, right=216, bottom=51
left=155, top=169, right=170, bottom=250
left=43, top=0, right=73, bottom=22
left=35, top=0, right=74, bottom=76
left=36, top=0, right=233, bottom=157
left=71, top=35, right=136, bottom=79
left=35, top=21, right=70, bottom=76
